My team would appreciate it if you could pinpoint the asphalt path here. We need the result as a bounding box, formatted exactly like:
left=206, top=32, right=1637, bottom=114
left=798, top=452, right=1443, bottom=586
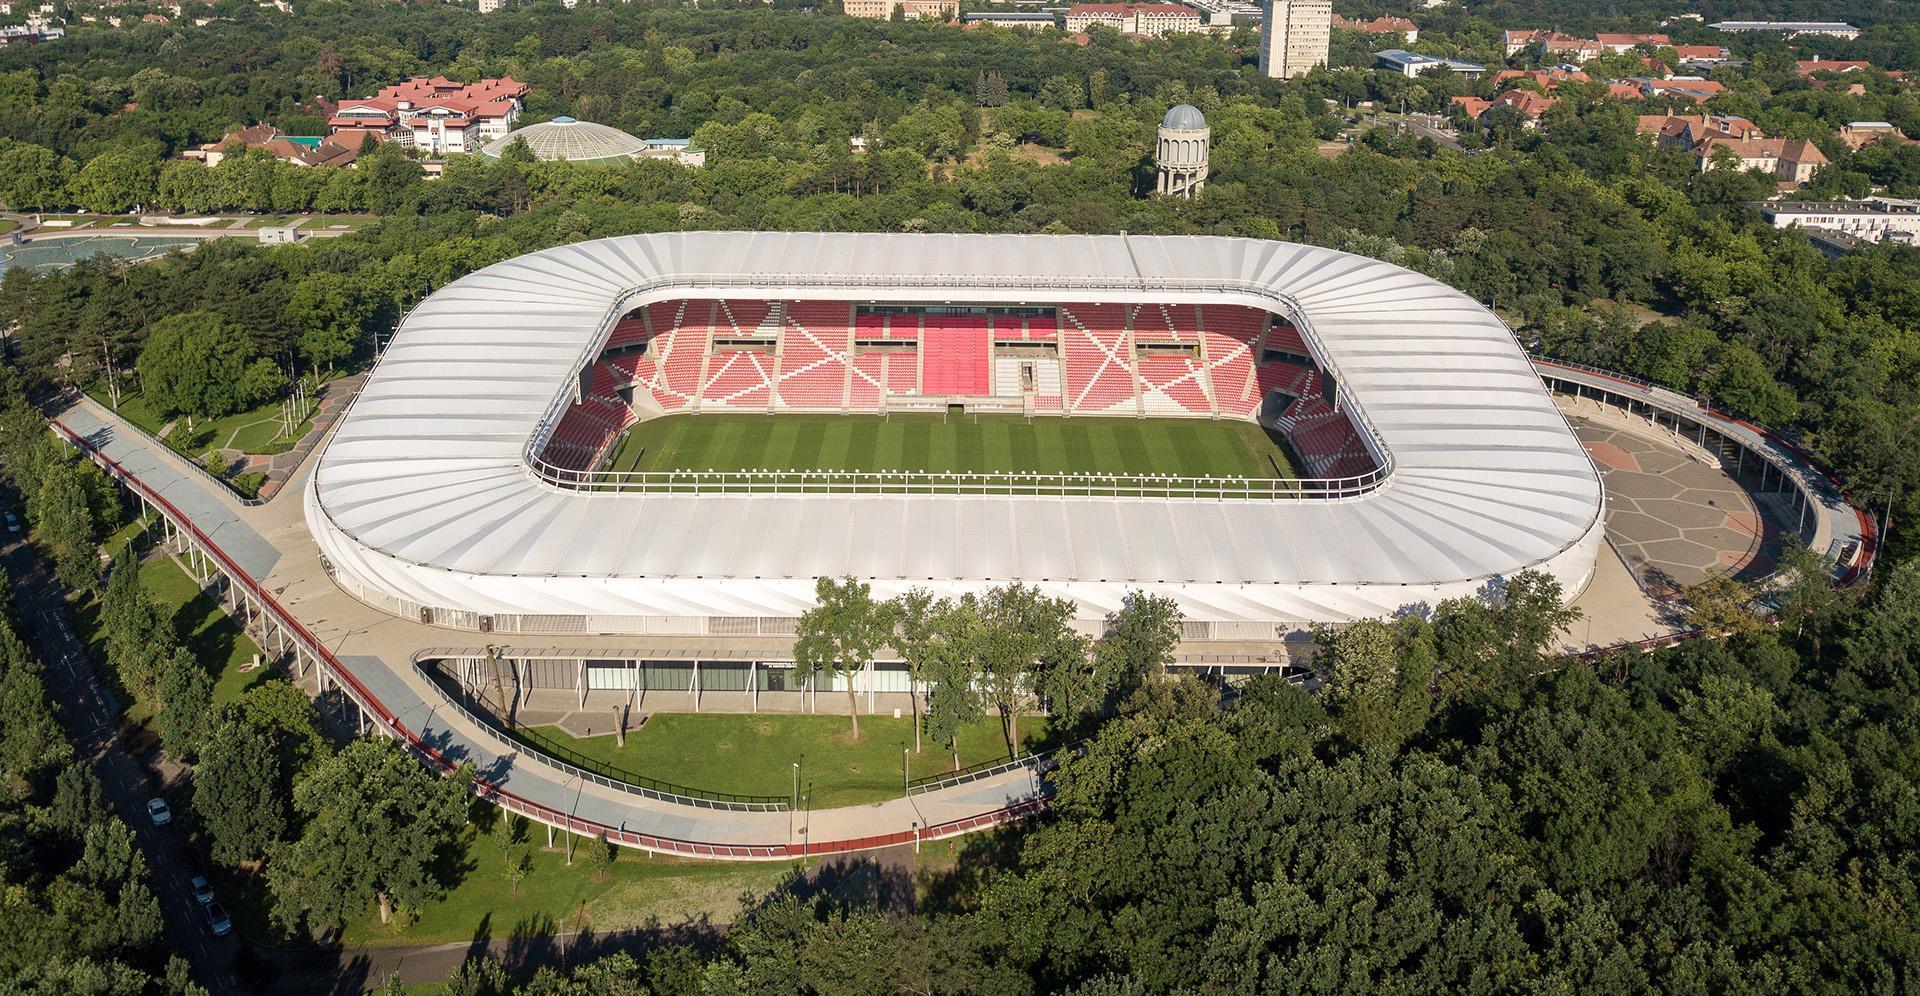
left=0, top=491, right=252, bottom=995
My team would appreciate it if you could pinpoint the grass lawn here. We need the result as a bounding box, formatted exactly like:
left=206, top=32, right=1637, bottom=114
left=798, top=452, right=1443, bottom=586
left=87, top=386, right=312, bottom=459
left=313, top=214, right=378, bottom=231
left=338, top=824, right=801, bottom=946
left=243, top=215, right=298, bottom=228
left=70, top=515, right=269, bottom=731
left=514, top=713, right=1051, bottom=810
left=603, top=413, right=1298, bottom=480
left=0, top=219, right=15, bottom=236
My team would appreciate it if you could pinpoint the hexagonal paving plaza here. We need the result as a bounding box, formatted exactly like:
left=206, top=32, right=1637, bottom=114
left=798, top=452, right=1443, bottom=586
left=1567, top=413, right=1791, bottom=595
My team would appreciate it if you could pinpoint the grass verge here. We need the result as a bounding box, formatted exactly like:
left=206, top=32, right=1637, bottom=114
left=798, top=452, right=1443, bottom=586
left=512, top=713, right=1051, bottom=810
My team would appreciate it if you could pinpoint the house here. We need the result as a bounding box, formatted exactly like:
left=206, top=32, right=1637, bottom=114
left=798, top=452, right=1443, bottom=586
left=1062, top=3, right=1201, bottom=36
left=1797, top=59, right=1871, bottom=77
left=1670, top=44, right=1730, bottom=63
left=197, top=124, right=376, bottom=168
left=1453, top=88, right=1557, bottom=128
left=1697, top=136, right=1827, bottom=184
left=1373, top=49, right=1484, bottom=78
left=1639, top=115, right=1825, bottom=185
left=1633, top=77, right=1726, bottom=101
left=1489, top=68, right=1588, bottom=90
left=1638, top=113, right=1763, bottom=150
left=1837, top=121, right=1908, bottom=150
left=1593, top=32, right=1670, bottom=53
left=1538, top=33, right=1602, bottom=63
left=1332, top=13, right=1415, bottom=44
left=1502, top=29, right=1547, bottom=57
left=327, top=76, right=529, bottom=156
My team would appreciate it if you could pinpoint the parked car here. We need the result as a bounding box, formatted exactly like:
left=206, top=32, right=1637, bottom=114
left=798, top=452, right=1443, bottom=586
left=4, top=512, right=19, bottom=533
left=145, top=798, right=171, bottom=826
left=203, top=901, right=232, bottom=937
left=189, top=874, right=215, bottom=906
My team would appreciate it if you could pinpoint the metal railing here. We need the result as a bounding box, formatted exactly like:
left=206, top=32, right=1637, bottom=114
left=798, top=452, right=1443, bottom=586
left=415, top=667, right=788, bottom=811
left=529, top=464, right=1391, bottom=500
left=516, top=271, right=1397, bottom=502
left=49, top=418, right=1047, bottom=859
left=908, top=741, right=1077, bottom=795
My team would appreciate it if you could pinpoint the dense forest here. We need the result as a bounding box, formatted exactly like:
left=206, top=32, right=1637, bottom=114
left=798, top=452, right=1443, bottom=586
left=2, top=0, right=1919, bottom=990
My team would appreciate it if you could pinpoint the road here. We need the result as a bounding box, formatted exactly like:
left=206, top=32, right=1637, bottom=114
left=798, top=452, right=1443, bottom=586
left=1373, top=112, right=1465, bottom=151
left=0, top=492, right=253, bottom=996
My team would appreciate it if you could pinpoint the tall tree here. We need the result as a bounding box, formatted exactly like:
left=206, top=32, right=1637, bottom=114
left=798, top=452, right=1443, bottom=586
left=968, top=583, right=1085, bottom=756
left=154, top=646, right=213, bottom=761
left=268, top=737, right=473, bottom=929
left=135, top=311, right=282, bottom=424
left=195, top=718, right=288, bottom=866
left=794, top=576, right=896, bottom=739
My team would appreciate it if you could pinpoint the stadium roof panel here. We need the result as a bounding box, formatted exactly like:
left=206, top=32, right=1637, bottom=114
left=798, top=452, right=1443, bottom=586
left=307, top=233, right=1604, bottom=625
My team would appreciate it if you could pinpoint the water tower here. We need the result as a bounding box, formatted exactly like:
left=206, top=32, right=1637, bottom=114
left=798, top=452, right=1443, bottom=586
left=1155, top=104, right=1210, bottom=198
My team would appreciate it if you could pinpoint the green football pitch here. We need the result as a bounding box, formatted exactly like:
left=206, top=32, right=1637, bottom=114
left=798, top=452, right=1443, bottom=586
left=600, top=413, right=1300, bottom=479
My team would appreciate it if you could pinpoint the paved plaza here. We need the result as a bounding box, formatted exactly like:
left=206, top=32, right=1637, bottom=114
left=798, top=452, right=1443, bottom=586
left=1566, top=409, right=1791, bottom=595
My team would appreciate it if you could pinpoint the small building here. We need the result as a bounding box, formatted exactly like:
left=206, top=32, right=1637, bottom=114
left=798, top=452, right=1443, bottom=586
left=1708, top=21, right=1859, bottom=39
left=962, top=11, right=1055, bottom=29
left=1837, top=121, right=1907, bottom=150
left=842, top=0, right=958, bottom=19
left=1373, top=49, right=1484, bottom=78
left=1671, top=44, right=1731, bottom=63
left=1502, top=29, right=1548, bottom=57
left=1593, top=32, right=1670, bottom=53
left=1332, top=13, right=1416, bottom=45
left=1538, top=33, right=1602, bottom=63
left=1063, top=2, right=1202, bottom=37
left=1758, top=198, right=1920, bottom=244
left=257, top=227, right=300, bottom=245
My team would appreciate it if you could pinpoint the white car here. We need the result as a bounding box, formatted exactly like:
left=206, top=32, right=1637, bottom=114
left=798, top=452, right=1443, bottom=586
left=145, top=798, right=171, bottom=826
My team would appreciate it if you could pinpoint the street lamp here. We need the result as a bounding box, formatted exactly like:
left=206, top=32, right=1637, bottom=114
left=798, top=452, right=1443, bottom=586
left=790, top=759, right=800, bottom=844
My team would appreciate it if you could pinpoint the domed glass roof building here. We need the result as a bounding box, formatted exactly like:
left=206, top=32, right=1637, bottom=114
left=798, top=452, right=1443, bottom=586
left=1161, top=103, right=1207, bottom=131
left=477, top=116, right=647, bottom=165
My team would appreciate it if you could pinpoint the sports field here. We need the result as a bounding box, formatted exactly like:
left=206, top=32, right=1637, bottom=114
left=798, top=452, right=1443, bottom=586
left=601, top=413, right=1299, bottom=479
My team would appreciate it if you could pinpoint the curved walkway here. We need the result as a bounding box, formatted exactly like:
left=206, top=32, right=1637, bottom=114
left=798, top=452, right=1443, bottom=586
left=52, top=397, right=1047, bottom=860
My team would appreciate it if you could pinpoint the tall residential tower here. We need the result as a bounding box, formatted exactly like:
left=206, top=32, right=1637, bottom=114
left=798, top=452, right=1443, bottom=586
left=1259, top=0, right=1331, bottom=79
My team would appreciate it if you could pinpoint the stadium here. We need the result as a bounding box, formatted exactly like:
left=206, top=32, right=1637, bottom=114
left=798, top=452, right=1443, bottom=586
left=305, top=232, right=1606, bottom=637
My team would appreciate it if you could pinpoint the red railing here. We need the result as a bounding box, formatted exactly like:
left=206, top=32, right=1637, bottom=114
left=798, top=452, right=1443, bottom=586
left=50, top=418, right=1046, bottom=860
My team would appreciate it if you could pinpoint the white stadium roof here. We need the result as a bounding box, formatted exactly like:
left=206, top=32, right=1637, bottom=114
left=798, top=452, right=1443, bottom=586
left=307, top=233, right=1603, bottom=627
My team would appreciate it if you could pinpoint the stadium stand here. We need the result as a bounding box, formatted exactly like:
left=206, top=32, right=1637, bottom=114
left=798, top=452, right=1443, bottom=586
left=920, top=315, right=992, bottom=396
left=702, top=350, right=775, bottom=408
left=775, top=301, right=855, bottom=410
left=548, top=296, right=1375, bottom=478
left=1137, top=354, right=1212, bottom=416
left=1060, top=304, right=1137, bottom=414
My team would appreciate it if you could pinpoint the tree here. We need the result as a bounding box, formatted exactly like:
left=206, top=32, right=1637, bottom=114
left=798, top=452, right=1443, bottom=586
left=793, top=577, right=896, bottom=739
left=968, top=583, right=1085, bottom=756
left=1314, top=617, right=1430, bottom=749
left=154, top=646, right=213, bottom=761
left=195, top=718, right=288, bottom=866
left=31, top=457, right=102, bottom=591
left=285, top=272, right=371, bottom=373
left=268, top=737, right=473, bottom=930
left=1681, top=574, right=1762, bottom=637
left=493, top=814, right=530, bottom=894
left=1089, top=592, right=1183, bottom=717
left=136, top=312, right=282, bottom=424
left=918, top=600, right=984, bottom=771
left=101, top=547, right=172, bottom=700
left=890, top=587, right=965, bottom=754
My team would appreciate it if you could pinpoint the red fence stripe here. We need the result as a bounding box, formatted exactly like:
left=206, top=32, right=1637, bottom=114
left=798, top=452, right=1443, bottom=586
left=50, top=419, right=1046, bottom=860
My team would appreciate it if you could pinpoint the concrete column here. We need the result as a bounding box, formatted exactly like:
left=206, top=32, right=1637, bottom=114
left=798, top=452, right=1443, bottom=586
left=577, top=658, right=586, bottom=710
left=691, top=660, right=699, bottom=712
left=752, top=661, right=758, bottom=713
